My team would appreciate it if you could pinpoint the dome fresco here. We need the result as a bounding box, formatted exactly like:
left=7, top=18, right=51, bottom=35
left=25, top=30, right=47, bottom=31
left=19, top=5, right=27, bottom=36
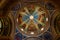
left=0, top=0, right=60, bottom=40
left=17, top=5, right=50, bottom=36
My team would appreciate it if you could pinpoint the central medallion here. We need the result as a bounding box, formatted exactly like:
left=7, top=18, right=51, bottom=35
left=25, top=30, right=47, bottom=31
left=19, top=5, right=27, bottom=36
left=30, top=15, right=34, bottom=20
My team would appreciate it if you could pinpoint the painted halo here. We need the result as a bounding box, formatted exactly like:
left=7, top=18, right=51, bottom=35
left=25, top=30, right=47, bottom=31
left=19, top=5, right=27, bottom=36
left=17, top=5, right=50, bottom=37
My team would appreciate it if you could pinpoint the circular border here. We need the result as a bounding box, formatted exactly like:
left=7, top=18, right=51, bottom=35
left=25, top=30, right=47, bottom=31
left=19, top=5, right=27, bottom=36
left=16, top=3, right=50, bottom=37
